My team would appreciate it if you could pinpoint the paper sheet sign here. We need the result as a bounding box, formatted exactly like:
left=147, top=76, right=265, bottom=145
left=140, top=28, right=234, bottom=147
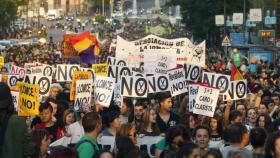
left=94, top=76, right=115, bottom=107
left=70, top=71, right=92, bottom=101
left=92, top=64, right=108, bottom=76
left=74, top=79, right=93, bottom=111
left=17, top=82, right=40, bottom=116
left=193, top=85, right=219, bottom=117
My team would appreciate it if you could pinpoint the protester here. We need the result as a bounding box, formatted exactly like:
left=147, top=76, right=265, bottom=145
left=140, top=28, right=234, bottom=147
left=134, top=102, right=145, bottom=133
left=265, top=131, right=280, bottom=158
left=67, top=111, right=85, bottom=144
left=116, top=123, right=137, bottom=144
left=120, top=98, right=134, bottom=124
left=250, top=127, right=266, bottom=157
left=179, top=112, right=196, bottom=132
left=159, top=150, right=178, bottom=158
left=177, top=142, right=200, bottom=158
left=76, top=112, right=102, bottom=158
left=139, top=107, right=160, bottom=136
left=114, top=136, right=137, bottom=158
left=202, top=149, right=223, bottom=158
left=48, top=145, right=78, bottom=158
left=57, top=109, right=75, bottom=139
left=102, top=109, right=122, bottom=136
left=49, top=83, right=63, bottom=100
left=193, top=125, right=211, bottom=154
left=95, top=150, right=114, bottom=158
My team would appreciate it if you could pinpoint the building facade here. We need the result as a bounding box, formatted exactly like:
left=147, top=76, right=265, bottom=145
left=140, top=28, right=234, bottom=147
left=45, top=0, right=86, bottom=14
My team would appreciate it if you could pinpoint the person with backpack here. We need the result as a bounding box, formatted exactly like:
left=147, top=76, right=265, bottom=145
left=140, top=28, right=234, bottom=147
left=76, top=112, right=102, bottom=158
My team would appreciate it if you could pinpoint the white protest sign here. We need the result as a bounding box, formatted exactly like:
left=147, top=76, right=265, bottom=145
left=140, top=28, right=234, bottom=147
left=147, top=75, right=170, bottom=93
left=42, top=64, right=55, bottom=77
left=183, top=64, right=202, bottom=83
left=188, top=84, right=199, bottom=112
left=193, top=85, right=220, bottom=117
left=168, top=68, right=188, bottom=96
left=7, top=75, right=19, bottom=87
left=74, top=79, right=93, bottom=111
left=56, top=64, right=80, bottom=82
left=107, top=65, right=133, bottom=83
left=11, top=91, right=19, bottom=112
left=224, top=80, right=247, bottom=101
left=190, top=41, right=206, bottom=67
left=24, top=74, right=52, bottom=96
left=107, top=56, right=127, bottom=66
left=121, top=76, right=148, bottom=98
left=10, top=65, right=26, bottom=78
left=113, top=82, right=122, bottom=106
left=99, top=136, right=162, bottom=158
left=202, top=72, right=231, bottom=94
left=30, top=66, right=43, bottom=75
left=94, top=76, right=115, bottom=107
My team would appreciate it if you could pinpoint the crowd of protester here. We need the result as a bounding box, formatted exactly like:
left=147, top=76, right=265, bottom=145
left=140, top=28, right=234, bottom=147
left=1, top=21, right=280, bottom=158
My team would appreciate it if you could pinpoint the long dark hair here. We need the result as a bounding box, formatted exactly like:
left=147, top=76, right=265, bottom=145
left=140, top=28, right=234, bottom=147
left=256, top=113, right=275, bottom=134
left=265, top=131, right=280, bottom=158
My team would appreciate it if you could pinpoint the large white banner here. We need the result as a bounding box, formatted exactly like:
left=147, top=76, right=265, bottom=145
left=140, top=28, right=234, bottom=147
left=193, top=85, right=220, bottom=117
left=94, top=76, right=115, bottom=107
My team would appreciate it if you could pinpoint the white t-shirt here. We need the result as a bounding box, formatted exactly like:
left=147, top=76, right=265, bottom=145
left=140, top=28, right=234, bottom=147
left=68, top=121, right=84, bottom=144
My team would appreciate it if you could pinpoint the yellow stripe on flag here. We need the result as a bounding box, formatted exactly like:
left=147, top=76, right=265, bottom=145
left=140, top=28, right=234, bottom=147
left=73, top=38, right=92, bottom=53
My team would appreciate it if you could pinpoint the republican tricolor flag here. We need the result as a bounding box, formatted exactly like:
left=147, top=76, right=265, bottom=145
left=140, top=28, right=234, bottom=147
left=231, top=62, right=243, bottom=81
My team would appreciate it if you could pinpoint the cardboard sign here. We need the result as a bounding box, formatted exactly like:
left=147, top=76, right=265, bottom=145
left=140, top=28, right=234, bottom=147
left=56, top=64, right=80, bottom=82
left=24, top=74, right=52, bottom=96
left=183, top=64, right=202, bottom=83
left=193, top=85, right=219, bottom=117
left=94, top=76, right=115, bottom=107
left=7, top=75, right=20, bottom=87
left=92, top=64, right=108, bottom=76
left=188, top=84, right=199, bottom=112
left=0, top=56, right=4, bottom=68
left=74, top=79, right=93, bottom=111
left=224, top=80, right=247, bottom=101
left=10, top=65, right=26, bottom=79
left=11, top=91, right=19, bottom=112
left=202, top=72, right=231, bottom=94
left=147, top=75, right=170, bottom=93
left=70, top=71, right=92, bottom=101
left=169, top=68, right=188, bottom=96
left=107, top=65, right=133, bottom=83
left=121, top=76, right=148, bottom=98
left=17, top=82, right=40, bottom=116
left=107, top=56, right=127, bottom=66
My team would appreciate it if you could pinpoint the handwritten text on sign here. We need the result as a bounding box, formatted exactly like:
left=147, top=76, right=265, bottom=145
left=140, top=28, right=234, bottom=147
left=193, top=85, right=219, bottom=117
left=94, top=76, right=115, bottom=107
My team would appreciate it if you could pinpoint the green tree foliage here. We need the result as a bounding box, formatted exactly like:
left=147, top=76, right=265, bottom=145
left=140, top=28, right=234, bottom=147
left=169, top=0, right=250, bottom=44
left=0, top=0, right=28, bottom=28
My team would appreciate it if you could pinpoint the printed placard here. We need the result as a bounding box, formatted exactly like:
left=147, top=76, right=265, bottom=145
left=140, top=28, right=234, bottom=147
left=120, top=76, right=148, bottom=98
left=188, top=84, right=199, bottom=112
left=56, top=64, right=80, bottom=82
left=24, top=74, right=52, bottom=97
left=224, top=80, right=247, bottom=101
left=92, top=64, right=108, bottom=76
left=17, top=82, right=40, bottom=116
left=74, top=79, right=93, bottom=111
left=193, top=85, right=219, bottom=117
left=183, top=64, right=202, bottom=83
left=202, top=72, right=231, bottom=94
left=147, top=75, right=170, bottom=93
left=107, top=65, right=133, bottom=83
left=70, top=71, right=92, bottom=101
left=94, top=76, right=115, bottom=107
left=168, top=68, right=188, bottom=96
left=10, top=65, right=26, bottom=79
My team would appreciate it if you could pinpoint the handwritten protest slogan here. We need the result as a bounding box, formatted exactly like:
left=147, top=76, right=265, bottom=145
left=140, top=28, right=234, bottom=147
left=188, top=84, right=199, bottom=112
left=74, top=79, right=93, bottom=111
left=94, top=76, right=115, bottom=107
left=168, top=68, right=188, bottom=96
left=17, top=82, right=40, bottom=116
left=193, top=85, right=219, bottom=117
left=92, top=64, right=108, bottom=76
left=70, top=71, right=92, bottom=101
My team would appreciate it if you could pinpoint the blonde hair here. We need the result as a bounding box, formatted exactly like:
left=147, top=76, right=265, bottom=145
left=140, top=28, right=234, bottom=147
left=140, top=108, right=160, bottom=135
left=116, top=123, right=133, bottom=137
left=63, top=109, right=75, bottom=125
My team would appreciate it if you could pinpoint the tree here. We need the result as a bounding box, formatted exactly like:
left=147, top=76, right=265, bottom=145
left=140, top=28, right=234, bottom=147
left=169, top=0, right=250, bottom=45
left=0, top=0, right=28, bottom=28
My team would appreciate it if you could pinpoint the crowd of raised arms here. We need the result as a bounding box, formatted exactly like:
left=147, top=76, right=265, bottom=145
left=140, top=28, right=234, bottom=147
left=1, top=26, right=280, bottom=158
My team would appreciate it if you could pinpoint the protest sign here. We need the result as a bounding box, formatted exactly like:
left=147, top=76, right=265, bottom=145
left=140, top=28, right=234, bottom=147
left=202, top=72, right=231, bottom=94
left=7, top=74, right=19, bottom=87
left=11, top=91, right=19, bottom=112
left=193, top=85, right=220, bottom=117
left=107, top=56, right=127, bottom=66
left=224, top=80, right=247, bottom=101
left=147, top=75, right=169, bottom=93
left=17, top=82, right=40, bottom=116
left=42, top=64, right=54, bottom=77
left=168, top=68, right=188, bottom=96
left=113, top=82, right=122, bottom=106
left=10, top=65, right=26, bottom=78
left=4, top=63, right=10, bottom=73
left=0, top=56, right=4, bottom=68
left=30, top=66, right=43, bottom=75
left=183, top=63, right=202, bottom=83
left=70, top=71, right=92, bottom=101
left=189, top=41, right=206, bottom=67
left=188, top=84, right=199, bottom=112
left=94, top=76, right=115, bottom=107
left=92, top=64, right=108, bottom=76
left=56, top=64, right=80, bottom=82
left=121, top=76, right=148, bottom=98
left=74, top=79, right=93, bottom=111
left=107, top=65, right=133, bottom=83
left=24, top=74, right=52, bottom=96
